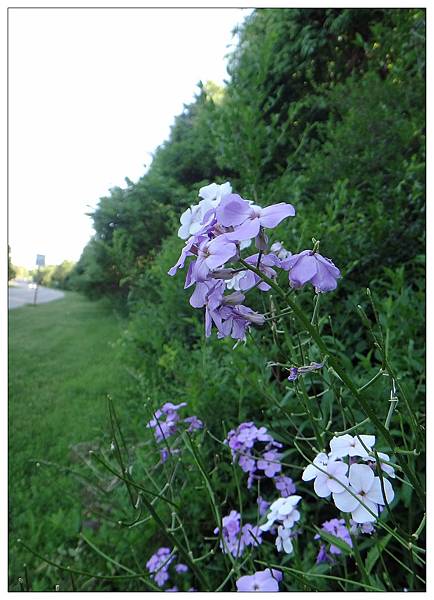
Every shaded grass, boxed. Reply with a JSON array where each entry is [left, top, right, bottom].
[[8, 292, 129, 590]]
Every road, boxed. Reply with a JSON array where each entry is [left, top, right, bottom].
[[8, 280, 65, 309]]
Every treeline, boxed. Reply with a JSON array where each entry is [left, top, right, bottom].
[[72, 8, 425, 309]]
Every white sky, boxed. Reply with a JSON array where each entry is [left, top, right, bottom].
[[8, 8, 252, 268]]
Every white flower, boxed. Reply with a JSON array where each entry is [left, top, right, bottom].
[[332, 463, 395, 523], [270, 241, 291, 260], [329, 434, 376, 460], [260, 495, 301, 532], [373, 452, 396, 478], [312, 460, 349, 498], [178, 182, 232, 240], [301, 452, 329, 482], [275, 524, 294, 554], [198, 181, 232, 202], [226, 271, 247, 291]]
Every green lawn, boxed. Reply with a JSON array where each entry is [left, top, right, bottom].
[[9, 292, 129, 591]]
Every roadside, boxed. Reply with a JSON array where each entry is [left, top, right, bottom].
[[9, 292, 129, 590], [8, 279, 65, 309]]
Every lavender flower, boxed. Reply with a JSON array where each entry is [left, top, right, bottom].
[[217, 194, 295, 242], [146, 547, 174, 587], [146, 402, 203, 462], [236, 569, 283, 592], [281, 250, 341, 293], [287, 361, 324, 381], [214, 510, 262, 557], [226, 422, 282, 489], [274, 475, 296, 497], [315, 518, 353, 563]]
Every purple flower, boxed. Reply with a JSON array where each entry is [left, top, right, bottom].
[[214, 510, 262, 557], [257, 450, 282, 478], [146, 402, 203, 461], [146, 547, 174, 587], [274, 475, 296, 497], [216, 194, 295, 242], [257, 496, 270, 517], [188, 236, 238, 286], [287, 361, 324, 381], [175, 563, 189, 573], [226, 422, 283, 489], [183, 415, 203, 432], [315, 518, 353, 563], [281, 250, 341, 293], [236, 569, 283, 592]]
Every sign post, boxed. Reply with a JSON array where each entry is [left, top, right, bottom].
[[33, 254, 45, 305]]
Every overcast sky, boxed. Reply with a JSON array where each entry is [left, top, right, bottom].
[[9, 8, 252, 268]]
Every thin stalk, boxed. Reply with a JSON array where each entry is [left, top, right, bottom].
[[239, 259, 424, 503]]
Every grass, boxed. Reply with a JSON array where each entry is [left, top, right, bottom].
[[8, 292, 129, 591]]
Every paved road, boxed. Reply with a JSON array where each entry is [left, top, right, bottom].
[[8, 280, 65, 309]]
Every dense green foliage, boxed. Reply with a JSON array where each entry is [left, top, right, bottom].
[[34, 260, 76, 290], [11, 8, 425, 592], [8, 246, 16, 281]]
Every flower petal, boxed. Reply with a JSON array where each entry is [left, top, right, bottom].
[[259, 202, 295, 228], [216, 194, 252, 227], [349, 463, 374, 494], [367, 477, 395, 505], [225, 218, 261, 242], [351, 498, 378, 523], [332, 490, 360, 513]]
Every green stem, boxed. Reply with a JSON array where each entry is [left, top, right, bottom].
[[239, 259, 424, 503]]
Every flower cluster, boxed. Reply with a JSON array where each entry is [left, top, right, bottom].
[[146, 402, 203, 462], [236, 569, 283, 592], [314, 517, 376, 564], [214, 510, 262, 557], [225, 421, 284, 489], [302, 434, 395, 523], [260, 495, 302, 554], [168, 182, 341, 341], [314, 518, 353, 564], [146, 547, 189, 589]]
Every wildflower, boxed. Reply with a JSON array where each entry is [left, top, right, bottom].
[[260, 496, 302, 532], [257, 450, 282, 478], [329, 434, 376, 460], [315, 518, 353, 563], [146, 547, 174, 587], [226, 422, 282, 489], [365, 451, 396, 478], [146, 402, 203, 461], [183, 415, 204, 432], [274, 475, 296, 497], [216, 194, 295, 242], [332, 463, 395, 523], [174, 563, 188, 574], [311, 459, 349, 498], [257, 496, 270, 516], [188, 236, 238, 285], [214, 510, 262, 557], [270, 241, 291, 260], [288, 361, 324, 381], [350, 520, 376, 535], [301, 452, 329, 482], [236, 569, 283, 592], [281, 250, 341, 292], [276, 524, 294, 554], [177, 182, 232, 239]]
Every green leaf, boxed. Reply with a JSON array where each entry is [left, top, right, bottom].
[[365, 533, 392, 574], [313, 526, 353, 555]]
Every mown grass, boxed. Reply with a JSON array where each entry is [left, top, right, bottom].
[[8, 292, 129, 591]]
